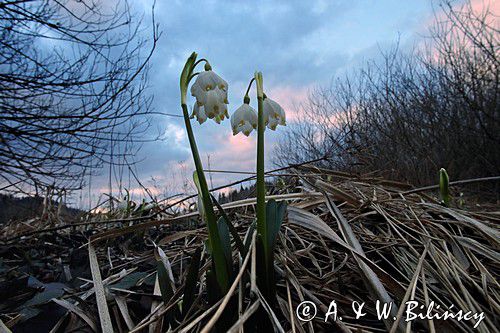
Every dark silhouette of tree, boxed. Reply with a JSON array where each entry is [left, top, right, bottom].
[[275, 0, 499, 185], [0, 0, 159, 193]]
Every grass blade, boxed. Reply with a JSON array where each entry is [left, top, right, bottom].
[[88, 242, 113, 333], [323, 193, 402, 332], [154, 246, 175, 303]]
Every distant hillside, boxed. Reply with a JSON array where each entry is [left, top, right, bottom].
[[0, 194, 84, 224]]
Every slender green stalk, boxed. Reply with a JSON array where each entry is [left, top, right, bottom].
[[244, 78, 255, 97], [255, 73, 267, 263], [181, 103, 229, 293]]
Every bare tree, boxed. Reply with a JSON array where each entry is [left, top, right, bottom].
[[0, 0, 159, 194], [275, 0, 499, 185]]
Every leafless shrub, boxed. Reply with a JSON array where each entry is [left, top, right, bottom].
[[0, 0, 159, 194], [275, 0, 499, 185]]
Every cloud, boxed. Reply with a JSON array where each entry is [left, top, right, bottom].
[[466, 0, 498, 15], [266, 85, 312, 122], [164, 123, 188, 148], [214, 133, 257, 171], [83, 0, 441, 203]]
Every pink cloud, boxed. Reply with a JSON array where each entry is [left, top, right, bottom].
[[212, 133, 256, 172], [202, 86, 313, 179], [422, 0, 498, 28], [415, 0, 498, 62], [470, 0, 499, 14], [103, 84, 314, 201], [202, 130, 275, 193], [266, 85, 312, 122]]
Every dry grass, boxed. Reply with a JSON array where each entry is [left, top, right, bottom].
[[0, 166, 499, 332]]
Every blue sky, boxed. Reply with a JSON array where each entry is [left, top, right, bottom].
[[88, 0, 443, 205]]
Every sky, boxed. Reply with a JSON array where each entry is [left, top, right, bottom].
[[85, 0, 484, 206]]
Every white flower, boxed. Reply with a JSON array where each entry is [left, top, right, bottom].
[[231, 104, 258, 136], [190, 103, 207, 124], [191, 88, 229, 124], [204, 88, 227, 118], [190, 70, 229, 123], [263, 97, 286, 130], [191, 70, 227, 92]]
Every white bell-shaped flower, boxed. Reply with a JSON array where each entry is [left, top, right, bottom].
[[231, 103, 258, 136], [191, 70, 228, 105], [204, 88, 227, 119], [191, 87, 228, 124], [263, 97, 286, 130], [190, 103, 207, 124]]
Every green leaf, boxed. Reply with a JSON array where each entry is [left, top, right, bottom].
[[256, 199, 286, 305], [206, 268, 219, 305], [154, 246, 181, 328], [204, 238, 212, 255], [189, 166, 230, 294], [217, 217, 233, 277], [264, 199, 277, 255], [180, 52, 197, 104], [266, 199, 286, 252], [439, 168, 451, 206], [156, 262, 174, 303], [211, 194, 245, 255], [182, 247, 202, 318]]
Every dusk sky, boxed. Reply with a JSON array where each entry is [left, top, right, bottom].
[[88, 0, 488, 205]]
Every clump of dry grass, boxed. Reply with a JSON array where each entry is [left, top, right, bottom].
[[0, 166, 498, 332]]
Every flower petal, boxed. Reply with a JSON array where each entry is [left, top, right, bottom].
[[192, 71, 227, 93], [240, 123, 254, 136], [191, 103, 207, 124], [263, 98, 285, 129]]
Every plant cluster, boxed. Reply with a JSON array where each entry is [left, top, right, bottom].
[[175, 52, 287, 329]]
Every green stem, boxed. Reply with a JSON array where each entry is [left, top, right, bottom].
[[245, 78, 256, 97], [181, 103, 229, 293], [256, 90, 267, 263], [188, 72, 200, 81], [193, 58, 208, 68], [255, 72, 274, 305]]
